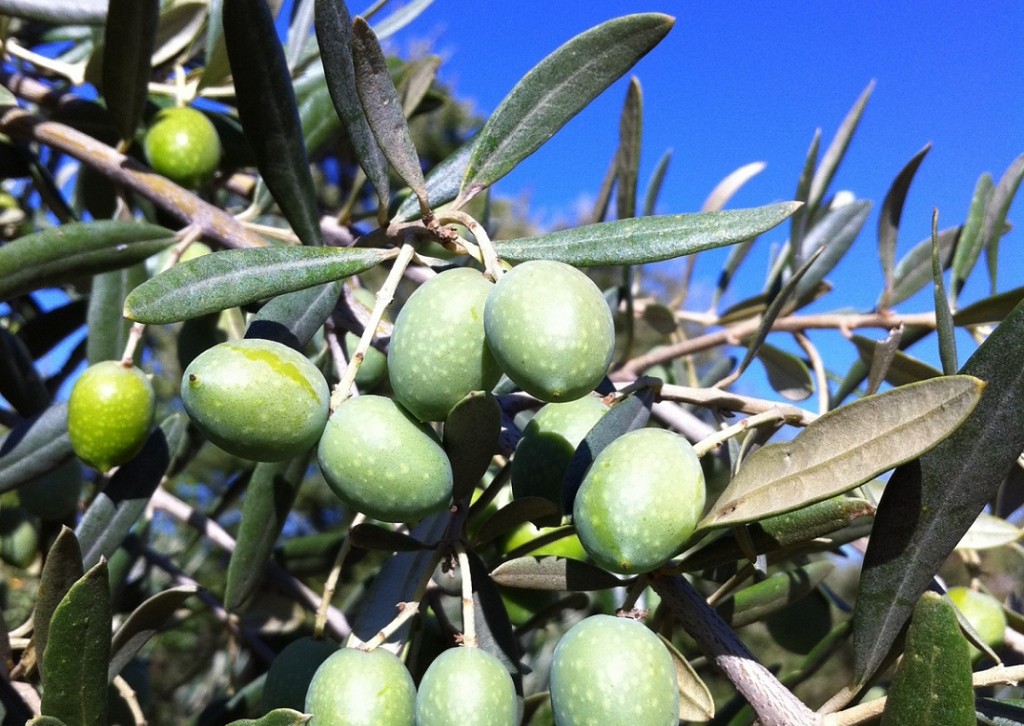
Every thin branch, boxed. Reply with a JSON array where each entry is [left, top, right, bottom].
[[655, 383, 818, 427]]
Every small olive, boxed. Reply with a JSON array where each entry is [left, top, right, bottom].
[[305, 647, 415, 725], [415, 647, 517, 725]]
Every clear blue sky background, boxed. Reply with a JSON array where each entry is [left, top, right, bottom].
[[398, 2, 1024, 318]]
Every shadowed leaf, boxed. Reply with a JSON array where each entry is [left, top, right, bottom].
[[473, 497, 562, 547], [490, 556, 625, 591], [715, 561, 834, 629], [101, 0, 159, 139], [348, 523, 429, 552], [108, 585, 198, 682], [0, 403, 74, 494], [444, 391, 501, 501]]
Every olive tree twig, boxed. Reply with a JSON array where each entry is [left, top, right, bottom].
[[654, 383, 818, 428]]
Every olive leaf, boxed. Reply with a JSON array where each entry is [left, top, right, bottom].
[[490, 556, 626, 592], [348, 523, 429, 552], [394, 137, 476, 221], [0, 0, 106, 24], [0, 221, 176, 299], [700, 375, 984, 530], [33, 527, 84, 683], [495, 202, 800, 268], [246, 281, 344, 350], [0, 403, 74, 494], [954, 513, 1022, 551], [0, 327, 49, 416], [101, 0, 159, 139], [224, 710, 312, 726], [108, 585, 198, 682], [715, 561, 834, 629], [657, 635, 715, 722], [443, 391, 502, 501], [123, 246, 395, 324], [878, 144, 931, 307], [953, 284, 1024, 326], [86, 264, 147, 364], [223, 0, 323, 248], [472, 497, 562, 547], [950, 172, 994, 300], [461, 13, 674, 200]]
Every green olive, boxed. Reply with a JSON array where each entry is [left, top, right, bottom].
[[388, 267, 501, 421], [143, 107, 223, 189], [0, 507, 39, 568], [263, 636, 338, 713], [68, 360, 155, 472], [484, 260, 614, 402], [317, 395, 453, 522], [181, 338, 329, 462], [573, 428, 705, 574], [415, 647, 517, 725], [550, 614, 679, 725], [305, 647, 415, 725], [511, 394, 609, 509]]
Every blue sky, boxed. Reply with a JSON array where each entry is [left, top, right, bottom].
[[402, 3, 1024, 319]]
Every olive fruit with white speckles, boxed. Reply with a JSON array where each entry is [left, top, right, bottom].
[[317, 395, 452, 522], [181, 339, 329, 462], [550, 615, 679, 725], [415, 647, 517, 726], [388, 267, 501, 421], [573, 428, 705, 574], [68, 361, 155, 471], [512, 394, 610, 508], [305, 647, 415, 726], [484, 260, 614, 402]]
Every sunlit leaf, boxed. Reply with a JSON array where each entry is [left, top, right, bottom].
[[34, 527, 83, 683], [955, 513, 1022, 551], [0, 403, 74, 494], [755, 342, 813, 401], [0, 0, 106, 24], [950, 172, 994, 300], [642, 148, 672, 217], [152, 2, 209, 67], [701, 161, 766, 213], [225, 710, 312, 726], [806, 81, 874, 217], [108, 585, 198, 682], [224, 0, 323, 247], [490, 556, 625, 591], [854, 300, 1024, 685], [40, 561, 110, 726], [495, 202, 799, 268], [615, 77, 642, 221], [657, 635, 714, 721], [124, 247, 394, 324], [0, 221, 175, 299], [851, 334, 941, 388], [794, 199, 871, 304], [885, 225, 960, 307], [788, 128, 821, 247], [86, 264, 146, 364], [953, 285, 1024, 326], [394, 138, 475, 221], [878, 144, 931, 307], [700, 376, 983, 530], [461, 13, 674, 199], [980, 155, 1024, 293], [931, 212, 958, 374], [370, 0, 433, 40]]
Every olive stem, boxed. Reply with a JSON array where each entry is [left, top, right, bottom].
[[651, 574, 821, 726], [330, 241, 416, 409], [821, 663, 1024, 725], [437, 210, 503, 280], [314, 512, 366, 640], [692, 409, 797, 459], [360, 601, 422, 652], [794, 331, 829, 416], [455, 541, 477, 648], [322, 317, 353, 391], [618, 574, 649, 613], [112, 674, 146, 725]]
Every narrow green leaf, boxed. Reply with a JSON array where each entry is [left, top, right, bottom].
[[461, 13, 674, 199], [489, 556, 626, 591], [878, 144, 931, 307], [466, 549, 523, 678], [0, 327, 49, 416], [0, 403, 74, 494], [246, 281, 343, 350], [980, 155, 1024, 293], [789, 128, 821, 248], [76, 416, 185, 569], [108, 585, 198, 682], [284, 0, 316, 71], [348, 522, 429, 552], [851, 335, 942, 388], [40, 561, 111, 726], [715, 561, 834, 629], [398, 55, 441, 117], [315, 0, 390, 215], [473, 497, 562, 547], [34, 527, 84, 683], [0, 221, 175, 299], [86, 264, 147, 364], [806, 81, 874, 215], [657, 635, 715, 722], [101, 0, 159, 139], [700, 376, 984, 530], [954, 284, 1024, 326], [794, 200, 871, 304], [680, 497, 875, 572], [701, 161, 766, 213], [955, 513, 1022, 551], [495, 202, 800, 268], [351, 17, 428, 209], [931, 211, 958, 374], [152, 2, 210, 67], [885, 225, 961, 307], [951, 172, 994, 300], [642, 148, 672, 217], [297, 78, 343, 158], [854, 300, 1024, 684], [370, 0, 433, 40], [562, 387, 652, 514], [712, 238, 758, 311], [755, 342, 813, 402], [443, 391, 501, 501], [615, 77, 642, 221], [880, 593, 974, 726], [124, 246, 394, 324], [975, 698, 1024, 726], [225, 454, 310, 612], [224, 0, 324, 247], [225, 710, 312, 726], [394, 138, 475, 221], [589, 155, 617, 224], [0, 0, 106, 24], [199, 0, 230, 89]]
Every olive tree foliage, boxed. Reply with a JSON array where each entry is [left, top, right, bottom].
[[0, 1, 1022, 724]]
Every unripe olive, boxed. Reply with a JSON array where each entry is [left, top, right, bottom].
[[263, 636, 337, 713], [182, 338, 329, 462], [0, 507, 39, 568], [550, 615, 679, 725], [947, 586, 1006, 656], [484, 260, 614, 402], [388, 268, 501, 421], [573, 428, 705, 574], [511, 395, 609, 508], [143, 107, 222, 189], [305, 647, 415, 725], [317, 395, 452, 522], [18, 457, 83, 521], [68, 360, 155, 471], [415, 647, 517, 726]]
